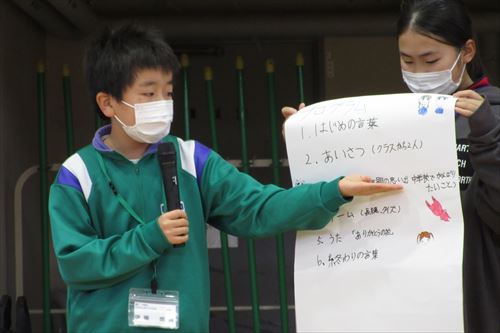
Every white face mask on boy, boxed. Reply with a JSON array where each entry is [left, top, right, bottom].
[[114, 99, 174, 144], [402, 52, 466, 95]]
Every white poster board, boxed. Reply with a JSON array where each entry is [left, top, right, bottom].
[[285, 94, 464, 332]]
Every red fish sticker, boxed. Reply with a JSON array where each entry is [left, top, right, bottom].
[[425, 196, 450, 222]]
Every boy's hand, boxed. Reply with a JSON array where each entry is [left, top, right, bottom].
[[157, 209, 189, 245], [339, 174, 403, 197], [453, 90, 484, 117], [281, 103, 305, 138]]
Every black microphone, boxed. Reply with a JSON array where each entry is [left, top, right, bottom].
[[158, 142, 185, 247]]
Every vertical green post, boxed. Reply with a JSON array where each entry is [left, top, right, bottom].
[[296, 53, 305, 104], [95, 113, 104, 130], [181, 54, 191, 140], [37, 61, 51, 333], [205, 67, 219, 152], [205, 67, 236, 333], [62, 65, 75, 155], [266, 59, 289, 333], [236, 56, 261, 333]]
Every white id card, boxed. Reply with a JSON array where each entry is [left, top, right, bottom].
[[128, 288, 179, 329]]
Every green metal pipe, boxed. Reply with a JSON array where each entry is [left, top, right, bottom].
[[296, 53, 305, 104], [181, 54, 191, 140], [95, 114, 104, 130], [236, 56, 261, 332], [37, 61, 51, 333], [204, 66, 236, 333], [266, 59, 289, 333], [266, 60, 280, 184], [62, 65, 75, 155], [205, 67, 218, 152]]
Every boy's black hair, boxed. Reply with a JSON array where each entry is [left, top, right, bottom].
[[84, 24, 180, 119], [397, 0, 485, 81]]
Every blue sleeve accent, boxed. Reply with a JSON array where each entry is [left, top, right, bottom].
[[194, 141, 212, 185], [56, 166, 83, 193]]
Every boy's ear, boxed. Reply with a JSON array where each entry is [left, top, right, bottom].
[[96, 92, 116, 118]]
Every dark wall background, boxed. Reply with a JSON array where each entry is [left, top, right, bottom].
[[1, 0, 499, 332]]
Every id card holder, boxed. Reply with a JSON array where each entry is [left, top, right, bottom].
[[128, 288, 179, 329]]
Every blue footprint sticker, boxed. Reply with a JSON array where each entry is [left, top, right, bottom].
[[418, 95, 431, 115]]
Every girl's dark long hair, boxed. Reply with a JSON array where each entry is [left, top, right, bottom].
[[397, 0, 485, 81]]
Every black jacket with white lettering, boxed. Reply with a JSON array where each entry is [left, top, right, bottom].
[[459, 81, 500, 333]]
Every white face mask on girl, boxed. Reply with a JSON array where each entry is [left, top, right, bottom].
[[401, 52, 466, 95], [114, 99, 174, 144]]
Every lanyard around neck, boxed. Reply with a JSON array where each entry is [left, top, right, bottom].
[[95, 151, 150, 225], [96, 151, 167, 292]]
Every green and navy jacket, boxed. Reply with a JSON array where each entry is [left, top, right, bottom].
[[49, 125, 348, 332]]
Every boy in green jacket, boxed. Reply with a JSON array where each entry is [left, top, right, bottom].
[[48, 24, 401, 332]]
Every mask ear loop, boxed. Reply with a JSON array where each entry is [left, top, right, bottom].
[[452, 52, 467, 85], [121, 100, 135, 109], [114, 114, 136, 129], [114, 100, 137, 129]]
